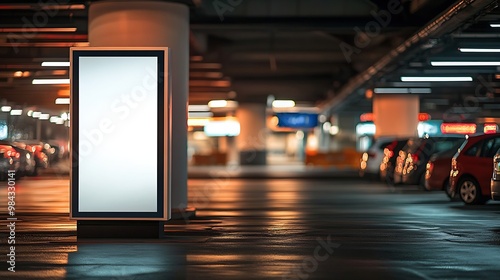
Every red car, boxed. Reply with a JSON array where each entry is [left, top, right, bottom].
[[450, 133, 500, 205], [425, 141, 464, 198]]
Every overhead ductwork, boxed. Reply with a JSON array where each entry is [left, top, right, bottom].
[[319, 0, 499, 114]]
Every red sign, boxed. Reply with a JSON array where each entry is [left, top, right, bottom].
[[484, 123, 498, 134], [360, 113, 374, 122], [441, 123, 476, 134], [418, 113, 431, 121]]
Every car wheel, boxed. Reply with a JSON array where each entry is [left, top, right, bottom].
[[459, 177, 485, 205]]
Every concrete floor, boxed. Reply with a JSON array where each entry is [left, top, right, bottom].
[[2, 175, 500, 279]]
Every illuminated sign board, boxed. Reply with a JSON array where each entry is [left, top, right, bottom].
[[276, 113, 318, 129], [204, 118, 240, 137], [0, 119, 7, 140], [356, 122, 376, 135], [417, 120, 442, 137], [484, 123, 498, 134], [440, 123, 476, 135], [360, 112, 430, 122], [70, 47, 171, 220]]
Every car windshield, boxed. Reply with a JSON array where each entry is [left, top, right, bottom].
[[434, 138, 465, 153], [432, 140, 466, 158]]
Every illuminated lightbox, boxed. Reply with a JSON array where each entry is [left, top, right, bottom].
[[204, 118, 240, 137], [441, 123, 476, 135], [70, 47, 171, 220], [276, 113, 318, 129]]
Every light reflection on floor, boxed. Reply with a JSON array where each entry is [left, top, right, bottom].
[[2, 177, 500, 279]]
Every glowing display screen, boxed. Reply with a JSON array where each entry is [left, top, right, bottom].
[[70, 48, 170, 220]]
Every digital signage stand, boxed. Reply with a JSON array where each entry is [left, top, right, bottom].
[[70, 47, 171, 238]]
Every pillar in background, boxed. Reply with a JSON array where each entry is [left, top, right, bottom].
[[373, 95, 419, 138], [88, 1, 189, 213], [236, 103, 267, 165]]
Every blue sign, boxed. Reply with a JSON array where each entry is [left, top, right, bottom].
[[276, 113, 318, 129]]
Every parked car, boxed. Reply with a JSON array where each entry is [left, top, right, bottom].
[[424, 141, 464, 198], [450, 133, 500, 205], [393, 138, 422, 184], [0, 141, 37, 177], [13, 141, 49, 175], [360, 137, 396, 179], [0, 145, 19, 180], [379, 139, 409, 184], [395, 136, 464, 187], [490, 148, 500, 201], [12, 145, 36, 177]]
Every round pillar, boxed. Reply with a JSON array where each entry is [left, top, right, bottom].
[[236, 103, 267, 165], [373, 95, 419, 138], [88, 1, 189, 213]]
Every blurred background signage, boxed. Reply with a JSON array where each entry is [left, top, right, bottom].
[[276, 112, 318, 129]]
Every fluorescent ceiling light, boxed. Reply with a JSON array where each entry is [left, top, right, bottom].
[[188, 112, 213, 118], [55, 98, 70, 105], [10, 109, 22, 116], [374, 88, 432, 94], [32, 111, 41, 118], [190, 72, 223, 79], [208, 100, 227, 108], [50, 116, 60, 123], [188, 118, 210, 127], [490, 23, 500, 28], [204, 119, 241, 137], [458, 48, 500, 53], [188, 105, 210, 112], [39, 113, 50, 120], [401, 76, 473, 82], [208, 100, 238, 108], [56, 119, 65, 125], [61, 112, 69, 121], [1, 106, 11, 112], [431, 61, 500, 66], [41, 62, 70, 67], [33, 78, 70, 85], [272, 100, 296, 108]]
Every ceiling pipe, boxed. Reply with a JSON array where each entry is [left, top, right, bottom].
[[0, 4, 86, 10], [319, 0, 499, 114]]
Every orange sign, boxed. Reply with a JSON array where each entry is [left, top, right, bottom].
[[360, 112, 431, 122], [441, 123, 476, 134]]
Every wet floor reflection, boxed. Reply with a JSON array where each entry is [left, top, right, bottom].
[[65, 243, 186, 279], [0, 178, 75, 232], [3, 177, 500, 279]]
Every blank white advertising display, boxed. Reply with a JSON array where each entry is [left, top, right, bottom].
[[70, 48, 170, 220]]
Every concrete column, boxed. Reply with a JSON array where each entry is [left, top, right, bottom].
[[88, 1, 190, 215], [373, 95, 419, 138], [236, 103, 267, 165]]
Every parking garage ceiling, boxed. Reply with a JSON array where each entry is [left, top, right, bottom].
[[0, 0, 500, 121]]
